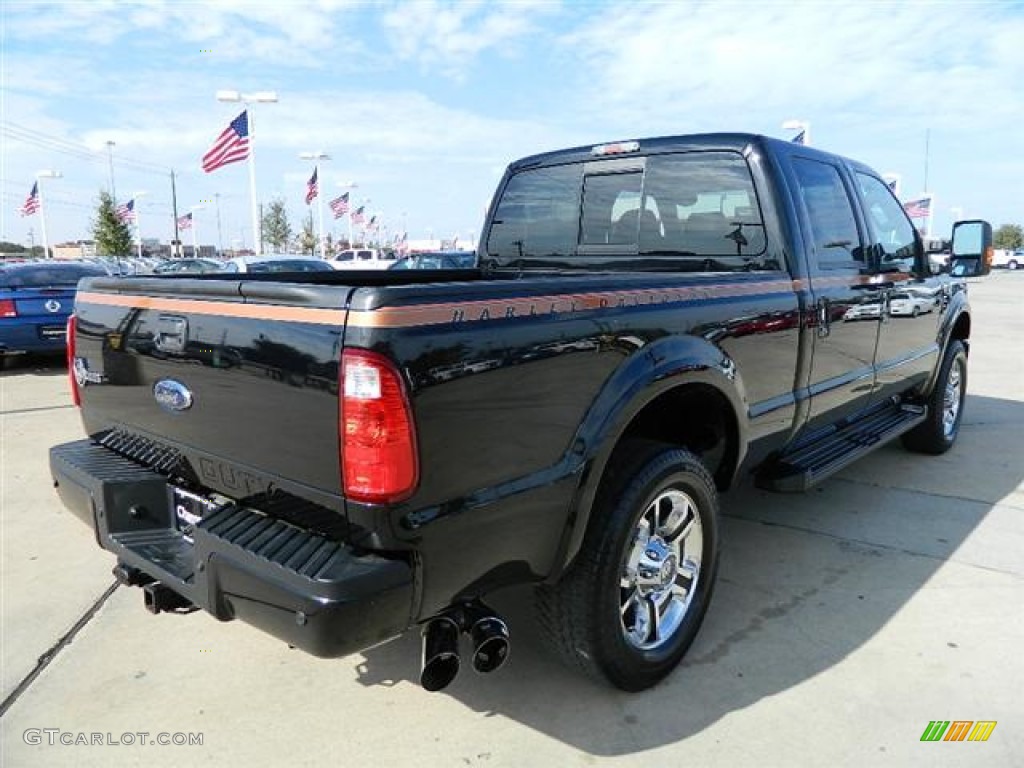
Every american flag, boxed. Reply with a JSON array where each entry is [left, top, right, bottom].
[[202, 110, 250, 173], [19, 182, 40, 216], [177, 212, 193, 230], [115, 198, 136, 223], [367, 214, 378, 230], [329, 192, 349, 218], [903, 196, 932, 219], [305, 168, 318, 205], [351, 205, 365, 225]]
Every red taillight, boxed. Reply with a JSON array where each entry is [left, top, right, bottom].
[[0, 299, 16, 318], [340, 349, 418, 504], [67, 314, 81, 406]]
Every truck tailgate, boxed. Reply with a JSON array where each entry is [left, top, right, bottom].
[[72, 277, 353, 504]]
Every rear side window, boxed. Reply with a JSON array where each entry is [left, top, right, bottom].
[[0, 264, 105, 288], [791, 157, 863, 267]]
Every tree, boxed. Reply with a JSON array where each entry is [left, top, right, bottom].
[[262, 198, 292, 253], [93, 190, 134, 256], [0, 241, 27, 253], [993, 224, 1023, 250], [298, 213, 316, 256]]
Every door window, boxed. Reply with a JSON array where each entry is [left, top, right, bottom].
[[856, 172, 919, 272], [792, 158, 863, 268]]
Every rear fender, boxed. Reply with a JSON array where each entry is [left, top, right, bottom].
[[551, 334, 748, 578]]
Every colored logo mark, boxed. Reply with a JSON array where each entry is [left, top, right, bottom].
[[920, 721, 997, 742]]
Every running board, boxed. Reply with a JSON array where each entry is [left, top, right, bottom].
[[757, 403, 927, 492]]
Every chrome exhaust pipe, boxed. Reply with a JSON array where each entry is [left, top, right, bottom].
[[468, 611, 510, 674], [420, 615, 461, 692]]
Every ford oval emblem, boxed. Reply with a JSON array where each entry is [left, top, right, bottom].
[[45, 299, 62, 313], [153, 379, 193, 412]]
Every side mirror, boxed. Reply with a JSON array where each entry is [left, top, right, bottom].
[[949, 220, 992, 277]]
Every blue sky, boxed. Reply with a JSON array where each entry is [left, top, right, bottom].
[[2, 0, 1022, 251]]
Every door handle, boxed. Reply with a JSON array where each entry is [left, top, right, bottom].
[[816, 298, 830, 338]]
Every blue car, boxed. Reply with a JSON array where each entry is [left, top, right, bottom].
[[0, 261, 108, 364]]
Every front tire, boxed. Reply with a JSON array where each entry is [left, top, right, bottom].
[[536, 441, 720, 691], [902, 340, 967, 454]]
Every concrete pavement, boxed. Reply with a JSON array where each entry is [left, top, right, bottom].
[[2, 273, 1022, 767]]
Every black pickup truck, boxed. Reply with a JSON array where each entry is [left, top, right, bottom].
[[51, 133, 992, 692]]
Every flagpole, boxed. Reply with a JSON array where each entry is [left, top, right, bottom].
[[246, 108, 261, 255], [217, 91, 278, 256], [38, 181, 50, 260], [317, 165, 325, 258], [171, 169, 180, 257], [35, 171, 61, 259]]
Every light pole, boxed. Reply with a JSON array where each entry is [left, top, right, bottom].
[[336, 180, 358, 247], [216, 89, 278, 255], [300, 151, 330, 258], [360, 198, 371, 246], [190, 205, 205, 258], [214, 192, 224, 255], [782, 119, 811, 146], [36, 170, 62, 259], [133, 190, 148, 259], [105, 140, 117, 201]]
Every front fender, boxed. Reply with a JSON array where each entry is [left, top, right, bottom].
[[550, 333, 748, 579], [921, 287, 970, 397]]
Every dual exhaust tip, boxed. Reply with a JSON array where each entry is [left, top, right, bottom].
[[420, 602, 510, 692]]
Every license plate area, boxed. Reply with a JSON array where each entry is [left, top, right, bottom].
[[171, 486, 223, 543], [39, 325, 66, 339]]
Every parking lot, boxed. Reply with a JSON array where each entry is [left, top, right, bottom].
[[2, 273, 1022, 767]]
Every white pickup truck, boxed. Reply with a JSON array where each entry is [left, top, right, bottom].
[[328, 248, 398, 271]]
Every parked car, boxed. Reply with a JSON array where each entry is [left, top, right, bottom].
[[389, 251, 477, 270], [329, 248, 398, 270], [0, 261, 107, 364], [842, 300, 883, 321], [220, 256, 335, 273], [889, 291, 938, 317], [153, 258, 224, 274]]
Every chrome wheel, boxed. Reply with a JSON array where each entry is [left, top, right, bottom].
[[619, 489, 703, 651], [942, 357, 964, 438]]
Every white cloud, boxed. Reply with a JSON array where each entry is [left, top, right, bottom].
[[382, 0, 560, 79]]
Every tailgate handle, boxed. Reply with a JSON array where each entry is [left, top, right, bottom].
[[155, 315, 188, 353]]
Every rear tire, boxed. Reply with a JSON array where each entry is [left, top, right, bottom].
[[536, 440, 720, 691], [902, 340, 967, 454]]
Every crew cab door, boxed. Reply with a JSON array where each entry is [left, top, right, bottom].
[[853, 172, 942, 399], [789, 155, 882, 433]]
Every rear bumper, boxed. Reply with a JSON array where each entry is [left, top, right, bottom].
[[0, 320, 68, 354], [50, 439, 415, 658]]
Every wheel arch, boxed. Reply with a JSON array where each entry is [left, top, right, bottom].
[[549, 335, 746, 580]]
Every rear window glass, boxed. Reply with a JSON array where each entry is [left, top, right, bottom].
[[0, 264, 106, 288], [484, 151, 769, 268], [485, 164, 581, 262]]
